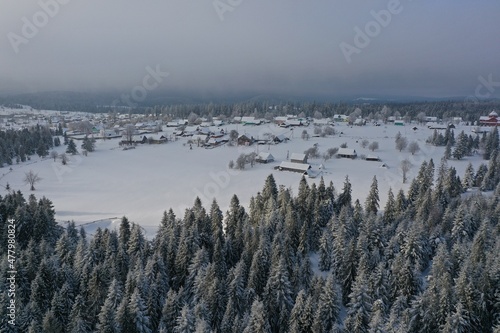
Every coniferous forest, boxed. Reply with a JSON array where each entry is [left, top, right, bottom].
[[1, 160, 500, 332]]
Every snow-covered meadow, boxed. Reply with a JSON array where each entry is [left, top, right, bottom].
[[0, 118, 486, 237]]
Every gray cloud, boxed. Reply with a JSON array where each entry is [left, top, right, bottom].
[[1, 0, 499, 99]]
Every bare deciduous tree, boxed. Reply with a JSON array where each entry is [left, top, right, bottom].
[[361, 139, 369, 148], [400, 158, 412, 184], [368, 141, 379, 152], [395, 136, 408, 152], [50, 151, 59, 162], [124, 125, 135, 144], [24, 170, 42, 191], [60, 153, 68, 165], [408, 141, 420, 155]]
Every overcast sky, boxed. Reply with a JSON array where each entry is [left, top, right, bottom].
[[1, 1, 499, 99]]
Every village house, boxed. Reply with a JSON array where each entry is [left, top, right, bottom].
[[337, 148, 357, 159], [290, 153, 307, 164], [237, 135, 253, 146], [256, 152, 275, 164], [479, 111, 500, 126], [276, 161, 312, 173]]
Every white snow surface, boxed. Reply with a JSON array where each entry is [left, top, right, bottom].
[[0, 119, 488, 237]]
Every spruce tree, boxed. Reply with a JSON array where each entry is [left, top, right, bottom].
[[462, 162, 475, 189], [318, 227, 333, 271], [289, 291, 311, 333], [129, 287, 152, 333], [81, 136, 96, 152], [365, 176, 380, 215], [66, 139, 78, 155], [263, 256, 294, 333], [312, 273, 341, 333], [344, 272, 372, 333], [243, 300, 271, 333]]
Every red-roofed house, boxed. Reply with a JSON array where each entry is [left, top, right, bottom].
[[479, 111, 500, 126]]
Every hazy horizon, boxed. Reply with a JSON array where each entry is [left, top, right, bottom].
[[1, 1, 500, 100]]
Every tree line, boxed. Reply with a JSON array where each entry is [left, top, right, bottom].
[[0, 126, 53, 167]]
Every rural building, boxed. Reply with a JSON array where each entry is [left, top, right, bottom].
[[394, 120, 405, 126], [273, 134, 289, 143], [207, 137, 228, 147], [290, 153, 307, 164], [147, 135, 167, 144], [479, 111, 500, 126], [337, 148, 357, 159], [256, 152, 275, 163], [365, 154, 380, 161], [274, 116, 289, 125], [237, 135, 253, 146], [241, 117, 262, 125], [277, 161, 312, 173], [287, 119, 304, 127], [428, 123, 447, 130]]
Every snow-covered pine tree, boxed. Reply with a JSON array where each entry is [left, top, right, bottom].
[[97, 279, 123, 333], [462, 162, 475, 189], [312, 273, 342, 333], [365, 176, 380, 215], [318, 227, 333, 271], [243, 300, 271, 333], [263, 256, 294, 333]]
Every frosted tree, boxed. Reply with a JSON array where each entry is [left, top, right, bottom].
[[174, 305, 196, 333], [395, 136, 408, 152], [444, 141, 452, 159], [408, 141, 420, 155], [289, 291, 314, 333], [453, 131, 468, 160], [68, 295, 91, 333], [344, 272, 373, 333], [369, 141, 379, 152], [263, 256, 294, 333], [336, 176, 352, 212], [365, 176, 380, 215], [474, 163, 488, 187], [462, 162, 475, 189], [312, 273, 342, 333], [43, 282, 74, 333], [243, 300, 271, 333], [23, 170, 42, 191], [441, 302, 472, 333], [66, 139, 78, 155], [97, 279, 123, 333], [158, 289, 180, 333], [480, 150, 499, 191], [318, 227, 333, 271]]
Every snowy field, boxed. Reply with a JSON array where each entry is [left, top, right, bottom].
[[0, 119, 487, 237]]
